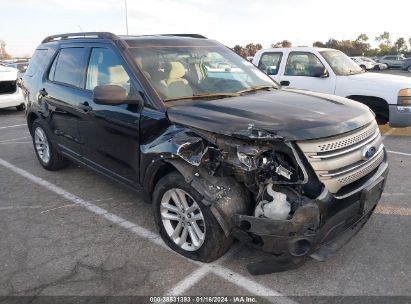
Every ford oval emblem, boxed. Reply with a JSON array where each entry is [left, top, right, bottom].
[[362, 145, 377, 160]]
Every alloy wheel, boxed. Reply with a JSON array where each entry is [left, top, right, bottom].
[[34, 127, 50, 164], [160, 188, 206, 251]]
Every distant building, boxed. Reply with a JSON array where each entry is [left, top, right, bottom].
[[0, 40, 10, 60]]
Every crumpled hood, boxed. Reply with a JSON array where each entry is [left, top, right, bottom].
[[0, 66, 18, 81], [167, 89, 375, 141]]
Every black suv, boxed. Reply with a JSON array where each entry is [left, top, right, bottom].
[[23, 32, 388, 274]]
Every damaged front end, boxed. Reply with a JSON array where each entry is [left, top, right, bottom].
[[142, 122, 388, 275]]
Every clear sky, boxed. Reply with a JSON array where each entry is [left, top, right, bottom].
[[1, 0, 410, 57]]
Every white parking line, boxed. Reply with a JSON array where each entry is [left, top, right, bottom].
[[0, 124, 27, 129], [40, 197, 114, 213], [165, 243, 243, 296], [0, 205, 45, 211], [165, 265, 211, 296], [0, 157, 292, 300], [0, 136, 30, 143], [388, 150, 411, 157], [0, 157, 166, 248]]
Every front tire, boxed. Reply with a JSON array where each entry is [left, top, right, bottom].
[[407, 66, 411, 73], [152, 172, 232, 262], [32, 119, 68, 171]]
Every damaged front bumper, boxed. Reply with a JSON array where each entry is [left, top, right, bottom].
[[232, 155, 389, 275]]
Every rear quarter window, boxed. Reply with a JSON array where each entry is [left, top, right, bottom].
[[25, 49, 48, 77], [52, 47, 87, 88]]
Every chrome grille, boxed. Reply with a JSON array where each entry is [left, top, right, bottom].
[[337, 151, 384, 185], [297, 121, 384, 193], [317, 123, 377, 152]]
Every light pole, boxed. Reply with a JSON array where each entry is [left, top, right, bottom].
[[125, 0, 129, 35]]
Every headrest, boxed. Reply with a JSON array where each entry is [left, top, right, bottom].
[[168, 61, 185, 79], [135, 57, 142, 68], [108, 65, 129, 85]]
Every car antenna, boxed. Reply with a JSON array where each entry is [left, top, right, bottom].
[[77, 25, 85, 35]]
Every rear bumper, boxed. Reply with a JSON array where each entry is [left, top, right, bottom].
[[0, 87, 25, 109], [389, 104, 411, 128], [232, 151, 388, 275]]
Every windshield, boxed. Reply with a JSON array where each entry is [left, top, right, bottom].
[[320, 50, 364, 76], [128, 44, 276, 102]]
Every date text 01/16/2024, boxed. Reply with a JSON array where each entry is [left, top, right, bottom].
[[149, 296, 258, 303]]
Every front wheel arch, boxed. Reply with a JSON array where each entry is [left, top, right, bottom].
[[27, 112, 40, 135], [346, 95, 389, 124]]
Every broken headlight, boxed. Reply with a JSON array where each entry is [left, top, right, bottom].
[[255, 150, 300, 183], [236, 145, 303, 184]]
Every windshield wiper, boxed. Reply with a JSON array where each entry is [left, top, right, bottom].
[[163, 85, 276, 102], [236, 85, 276, 94], [164, 92, 240, 102]]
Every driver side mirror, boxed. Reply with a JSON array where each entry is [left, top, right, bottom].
[[312, 66, 329, 78], [93, 85, 142, 106]]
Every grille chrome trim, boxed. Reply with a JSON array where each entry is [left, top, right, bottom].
[[297, 121, 384, 193], [297, 122, 377, 153], [319, 144, 384, 178], [310, 129, 380, 160]]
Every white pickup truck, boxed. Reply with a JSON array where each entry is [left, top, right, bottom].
[[253, 47, 411, 127]]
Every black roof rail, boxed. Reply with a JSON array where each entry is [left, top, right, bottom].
[[42, 32, 118, 43], [161, 34, 207, 39]]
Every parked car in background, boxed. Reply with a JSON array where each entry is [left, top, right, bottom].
[[402, 57, 411, 72], [0, 65, 25, 110], [253, 47, 411, 127], [7, 61, 29, 78], [350, 57, 374, 70], [23, 32, 389, 274], [378, 55, 405, 68], [360, 57, 388, 70]]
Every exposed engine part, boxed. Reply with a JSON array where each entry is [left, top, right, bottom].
[[255, 150, 300, 184], [275, 165, 292, 180], [254, 183, 291, 220]]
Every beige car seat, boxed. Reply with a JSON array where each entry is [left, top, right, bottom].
[[108, 65, 130, 90], [160, 61, 193, 98]]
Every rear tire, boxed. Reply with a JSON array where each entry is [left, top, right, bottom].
[[152, 172, 232, 262], [32, 119, 69, 171], [407, 66, 411, 73]]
